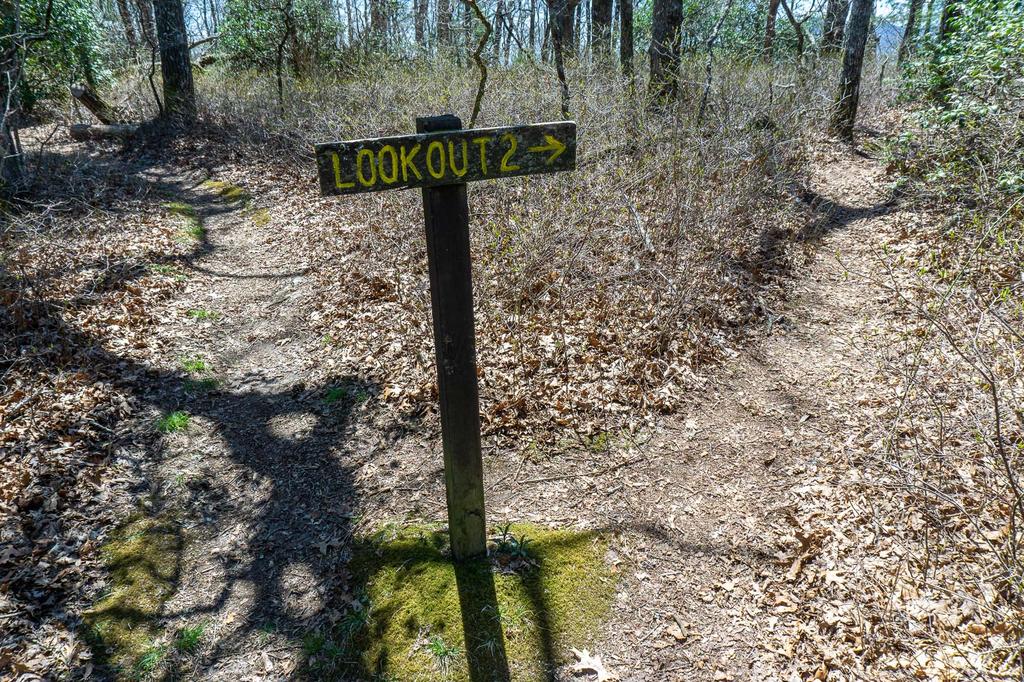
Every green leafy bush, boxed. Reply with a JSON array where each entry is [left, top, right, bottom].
[[897, 0, 1024, 200], [220, 0, 341, 76], [3, 0, 107, 110]]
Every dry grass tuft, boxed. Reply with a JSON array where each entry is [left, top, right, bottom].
[[185, 57, 888, 442]]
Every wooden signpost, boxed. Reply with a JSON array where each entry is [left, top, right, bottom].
[[315, 115, 576, 561]]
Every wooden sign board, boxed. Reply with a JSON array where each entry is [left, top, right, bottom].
[[314, 114, 577, 561], [315, 121, 576, 195]]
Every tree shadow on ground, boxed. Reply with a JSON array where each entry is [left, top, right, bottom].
[[4, 232, 371, 682], [6, 137, 781, 681], [792, 182, 902, 241], [1, 139, 368, 679]]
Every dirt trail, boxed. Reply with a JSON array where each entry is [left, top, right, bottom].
[[591, 146, 901, 680], [147, 182, 374, 678], [139, 145, 901, 680]]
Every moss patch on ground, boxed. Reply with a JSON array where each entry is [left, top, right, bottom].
[[162, 201, 195, 217], [83, 515, 182, 676], [202, 180, 249, 203], [164, 201, 205, 242], [250, 207, 271, 226], [307, 524, 614, 681]]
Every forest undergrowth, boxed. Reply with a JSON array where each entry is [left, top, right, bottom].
[[172, 57, 890, 444], [0, 57, 891, 675], [8, 49, 1023, 681], [872, 14, 1023, 675]]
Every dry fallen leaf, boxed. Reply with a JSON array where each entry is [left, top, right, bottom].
[[571, 648, 618, 681], [666, 621, 688, 641]]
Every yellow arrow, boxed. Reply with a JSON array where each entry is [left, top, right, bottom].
[[527, 135, 566, 164]]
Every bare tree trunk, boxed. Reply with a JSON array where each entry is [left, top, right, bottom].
[[541, 12, 551, 62], [275, 0, 294, 109], [1, 67, 23, 192], [546, 0, 576, 60], [821, 0, 849, 51], [591, 0, 611, 58], [897, 0, 924, 65], [583, 0, 590, 57], [135, 0, 158, 47], [780, 0, 806, 56], [69, 123, 139, 141], [153, 0, 196, 122], [573, 1, 581, 55], [414, 0, 427, 46], [356, 0, 366, 45], [619, 0, 632, 76], [494, 0, 505, 61], [369, 0, 387, 45], [462, 0, 472, 61], [71, 84, 127, 124], [546, 0, 573, 114], [529, 0, 537, 54], [922, 0, 935, 35], [763, 0, 781, 61], [612, 0, 618, 52], [116, 0, 139, 49], [504, 0, 516, 62], [437, 0, 452, 49], [830, 0, 874, 140], [649, 0, 682, 102]]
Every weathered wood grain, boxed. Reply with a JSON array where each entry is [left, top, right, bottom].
[[418, 114, 488, 561], [315, 121, 576, 196]]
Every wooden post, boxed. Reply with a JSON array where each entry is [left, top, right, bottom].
[[417, 114, 487, 561], [314, 118, 574, 562]]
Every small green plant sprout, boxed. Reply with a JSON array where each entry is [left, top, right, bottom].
[[135, 643, 167, 673], [174, 624, 205, 653], [336, 599, 370, 641], [324, 384, 371, 405], [186, 308, 218, 321], [324, 386, 348, 404], [587, 431, 610, 453], [157, 411, 190, 434], [425, 635, 461, 676], [184, 377, 219, 394], [180, 356, 208, 374], [149, 263, 181, 277], [163, 201, 195, 217], [256, 622, 277, 646], [489, 524, 536, 573], [302, 631, 326, 656], [496, 601, 533, 638], [176, 217, 206, 242], [250, 207, 271, 226]]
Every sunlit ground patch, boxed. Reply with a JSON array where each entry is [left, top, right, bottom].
[[304, 523, 615, 681]]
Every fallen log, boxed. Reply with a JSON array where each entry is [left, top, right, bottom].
[[70, 83, 127, 125], [69, 123, 139, 142]]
